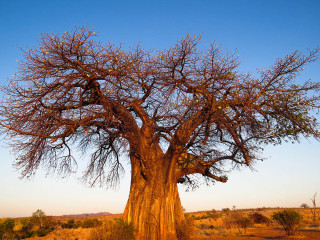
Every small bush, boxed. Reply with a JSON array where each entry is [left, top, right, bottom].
[[89, 218, 134, 240], [36, 226, 52, 237], [222, 208, 230, 214], [249, 212, 270, 225], [194, 214, 210, 220], [108, 219, 134, 240], [19, 217, 33, 238], [82, 218, 102, 228], [89, 224, 110, 240], [224, 212, 253, 234], [0, 218, 15, 238], [235, 216, 253, 234], [256, 207, 267, 212], [194, 211, 220, 220], [272, 209, 303, 235], [175, 216, 194, 240], [61, 219, 76, 229]]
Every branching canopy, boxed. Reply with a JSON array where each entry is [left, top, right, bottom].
[[1, 27, 319, 189]]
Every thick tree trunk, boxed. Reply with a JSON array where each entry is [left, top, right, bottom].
[[123, 158, 185, 240]]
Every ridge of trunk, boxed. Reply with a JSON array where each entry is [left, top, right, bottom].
[[124, 154, 185, 240]]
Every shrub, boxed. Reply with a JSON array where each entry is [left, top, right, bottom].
[[108, 219, 134, 240], [222, 208, 230, 214], [256, 207, 267, 212], [235, 216, 253, 234], [272, 209, 303, 235], [89, 224, 109, 240], [224, 212, 253, 235], [61, 219, 81, 229], [178, 216, 194, 239], [193, 211, 220, 220], [0, 223, 4, 240], [36, 226, 52, 237], [61, 219, 76, 229], [82, 218, 102, 228], [194, 213, 210, 220], [249, 212, 270, 225], [89, 218, 134, 240], [19, 217, 33, 238], [0, 218, 16, 240]]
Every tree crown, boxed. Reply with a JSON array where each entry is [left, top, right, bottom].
[[1, 26, 319, 188]]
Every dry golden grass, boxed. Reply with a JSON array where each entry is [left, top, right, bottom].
[[24, 214, 122, 240], [21, 208, 320, 240], [188, 208, 320, 239]]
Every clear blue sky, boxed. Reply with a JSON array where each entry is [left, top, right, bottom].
[[0, 0, 319, 218]]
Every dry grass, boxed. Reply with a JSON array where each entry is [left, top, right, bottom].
[[24, 214, 122, 240], [21, 208, 320, 240], [188, 208, 320, 239]]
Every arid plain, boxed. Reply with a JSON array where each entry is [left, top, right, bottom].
[[4, 207, 317, 240]]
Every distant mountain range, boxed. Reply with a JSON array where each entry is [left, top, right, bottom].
[[62, 212, 112, 218]]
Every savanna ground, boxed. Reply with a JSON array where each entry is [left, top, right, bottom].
[[8, 208, 317, 240], [189, 208, 320, 240]]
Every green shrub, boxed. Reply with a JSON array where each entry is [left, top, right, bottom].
[[272, 209, 303, 235], [61, 219, 82, 229], [0, 223, 4, 240], [82, 218, 102, 228], [36, 226, 52, 237], [194, 214, 209, 220], [3, 218, 15, 233], [193, 211, 220, 220], [0, 218, 16, 240], [61, 219, 72, 229], [19, 217, 33, 238]]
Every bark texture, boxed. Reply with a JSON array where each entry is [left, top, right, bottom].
[[124, 156, 185, 240]]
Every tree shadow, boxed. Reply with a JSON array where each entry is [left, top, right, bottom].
[[260, 237, 286, 239], [243, 234, 287, 239]]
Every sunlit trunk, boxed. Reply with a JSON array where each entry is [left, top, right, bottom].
[[124, 156, 185, 240]]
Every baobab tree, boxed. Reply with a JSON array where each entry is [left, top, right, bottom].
[[1, 27, 319, 239]]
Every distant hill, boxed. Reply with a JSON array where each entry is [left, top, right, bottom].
[[62, 212, 112, 218]]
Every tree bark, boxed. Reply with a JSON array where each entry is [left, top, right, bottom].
[[124, 156, 185, 240]]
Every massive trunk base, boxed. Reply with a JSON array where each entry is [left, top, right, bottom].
[[124, 176, 185, 240]]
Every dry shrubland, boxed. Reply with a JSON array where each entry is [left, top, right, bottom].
[[185, 207, 320, 239], [1, 208, 319, 239]]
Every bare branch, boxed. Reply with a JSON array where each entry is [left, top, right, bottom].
[[1, 27, 319, 189]]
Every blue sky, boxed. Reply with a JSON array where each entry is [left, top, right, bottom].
[[0, 0, 319, 218]]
